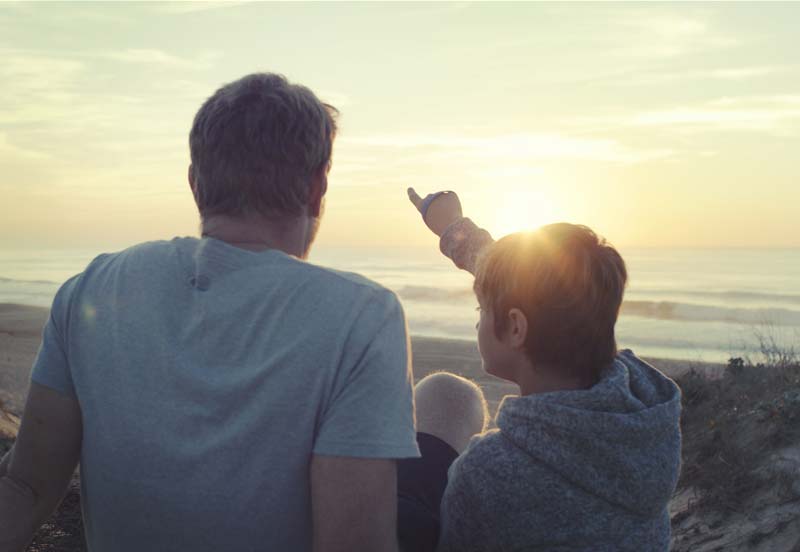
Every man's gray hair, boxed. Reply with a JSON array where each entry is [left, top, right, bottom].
[[189, 73, 338, 219]]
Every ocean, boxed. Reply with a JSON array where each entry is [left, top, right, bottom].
[[1, 245, 798, 364]]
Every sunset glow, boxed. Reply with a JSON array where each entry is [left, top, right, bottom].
[[0, 3, 799, 250], [486, 186, 562, 239]]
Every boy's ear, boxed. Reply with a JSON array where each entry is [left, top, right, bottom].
[[506, 308, 528, 349]]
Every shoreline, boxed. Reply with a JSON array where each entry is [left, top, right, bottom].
[[1, 303, 725, 419]]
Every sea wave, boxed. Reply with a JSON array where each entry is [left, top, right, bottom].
[[621, 301, 800, 326], [628, 288, 800, 304], [397, 285, 476, 302], [398, 284, 800, 307], [0, 276, 60, 285], [398, 285, 800, 327]]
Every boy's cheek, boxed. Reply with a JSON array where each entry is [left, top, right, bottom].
[[477, 327, 501, 378]]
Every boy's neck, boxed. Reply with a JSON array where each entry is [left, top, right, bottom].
[[514, 363, 594, 396]]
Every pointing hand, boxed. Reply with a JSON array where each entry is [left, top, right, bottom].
[[407, 188, 463, 237]]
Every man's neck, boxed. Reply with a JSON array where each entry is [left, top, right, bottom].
[[200, 212, 313, 258]]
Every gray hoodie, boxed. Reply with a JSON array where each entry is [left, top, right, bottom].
[[437, 350, 682, 552]]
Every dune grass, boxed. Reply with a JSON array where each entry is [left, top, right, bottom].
[[676, 351, 800, 513]]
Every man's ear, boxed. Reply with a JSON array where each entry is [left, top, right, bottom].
[[188, 164, 199, 205], [308, 166, 328, 218], [506, 308, 529, 349]]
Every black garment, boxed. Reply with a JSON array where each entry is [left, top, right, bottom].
[[397, 432, 459, 552]]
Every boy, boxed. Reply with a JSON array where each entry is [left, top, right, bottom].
[[406, 188, 681, 551]]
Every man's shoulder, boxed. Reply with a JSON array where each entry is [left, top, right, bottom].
[[44, 241, 179, 326], [54, 240, 175, 294], [315, 266, 377, 288], [82, 239, 179, 274], [293, 261, 400, 312]]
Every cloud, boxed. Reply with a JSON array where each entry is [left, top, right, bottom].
[[709, 67, 783, 80], [388, 2, 472, 19], [568, 96, 800, 136], [151, 1, 250, 15], [0, 133, 50, 161], [709, 95, 800, 107], [0, 2, 130, 24], [0, 48, 215, 131], [0, 49, 87, 127], [631, 96, 800, 132], [97, 49, 220, 70], [102, 49, 191, 66], [614, 13, 738, 59], [341, 133, 672, 164], [0, 48, 197, 186], [0, 48, 84, 93], [615, 66, 792, 87]]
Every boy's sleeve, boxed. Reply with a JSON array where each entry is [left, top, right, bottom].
[[313, 289, 420, 459], [30, 275, 82, 398], [439, 217, 495, 276]]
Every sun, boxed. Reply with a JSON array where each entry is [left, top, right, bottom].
[[488, 188, 562, 238]]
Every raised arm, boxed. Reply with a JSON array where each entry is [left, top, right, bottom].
[[0, 383, 82, 552], [407, 188, 494, 276]]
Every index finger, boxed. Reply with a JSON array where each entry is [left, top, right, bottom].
[[407, 187, 424, 212]]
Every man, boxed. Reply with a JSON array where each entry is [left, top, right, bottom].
[[0, 73, 419, 552]]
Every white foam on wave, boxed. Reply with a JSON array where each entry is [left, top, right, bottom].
[[621, 301, 800, 327]]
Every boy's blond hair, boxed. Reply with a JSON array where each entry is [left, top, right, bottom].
[[474, 223, 627, 382]]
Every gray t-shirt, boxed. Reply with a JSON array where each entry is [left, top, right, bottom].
[[31, 237, 419, 551]]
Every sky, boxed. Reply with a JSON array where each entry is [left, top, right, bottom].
[[1, 2, 799, 251]]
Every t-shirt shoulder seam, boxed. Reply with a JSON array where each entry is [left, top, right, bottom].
[[82, 240, 174, 275], [301, 262, 395, 295]]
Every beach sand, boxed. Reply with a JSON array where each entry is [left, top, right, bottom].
[[0, 302, 725, 420], [8, 303, 798, 552], [0, 303, 48, 416]]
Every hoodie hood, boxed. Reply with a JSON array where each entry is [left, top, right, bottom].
[[496, 350, 682, 515]]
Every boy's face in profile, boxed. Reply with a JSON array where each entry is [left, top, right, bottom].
[[476, 299, 517, 384]]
